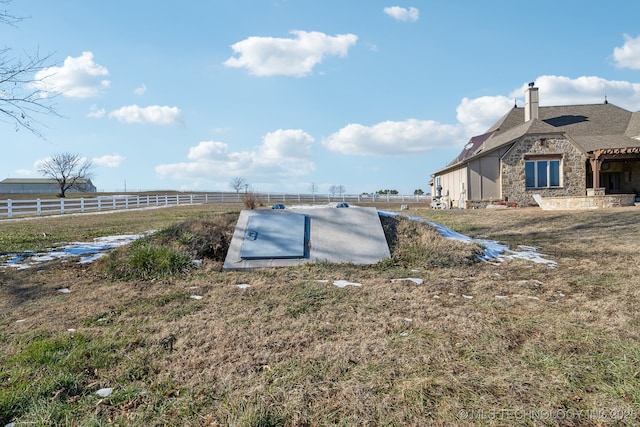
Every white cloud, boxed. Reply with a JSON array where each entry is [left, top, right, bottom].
[[93, 154, 124, 168], [322, 119, 465, 156], [224, 30, 358, 77], [108, 105, 183, 126], [260, 129, 313, 161], [32, 51, 110, 98], [87, 105, 106, 119], [155, 129, 315, 186], [613, 34, 640, 70], [383, 6, 419, 22], [134, 83, 147, 95], [456, 95, 514, 136]]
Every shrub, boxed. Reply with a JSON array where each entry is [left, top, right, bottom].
[[106, 244, 194, 280], [242, 192, 258, 209]]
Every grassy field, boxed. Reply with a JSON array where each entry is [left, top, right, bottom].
[[1, 203, 639, 426]]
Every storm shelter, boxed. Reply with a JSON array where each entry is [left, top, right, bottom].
[[223, 206, 390, 270]]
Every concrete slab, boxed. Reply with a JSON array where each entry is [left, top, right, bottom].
[[223, 206, 390, 270]]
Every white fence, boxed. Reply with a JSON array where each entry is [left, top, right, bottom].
[[0, 193, 431, 219]]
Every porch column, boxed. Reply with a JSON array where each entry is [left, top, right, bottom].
[[589, 158, 601, 188]]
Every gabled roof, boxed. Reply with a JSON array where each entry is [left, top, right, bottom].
[[625, 111, 640, 139], [439, 102, 640, 174]]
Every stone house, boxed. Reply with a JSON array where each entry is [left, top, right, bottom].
[[431, 83, 640, 208]]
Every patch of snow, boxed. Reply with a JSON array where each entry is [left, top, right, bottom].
[[390, 278, 423, 285], [433, 295, 440, 299], [495, 295, 509, 299], [332, 280, 362, 288], [399, 332, 409, 337], [237, 284, 251, 289], [403, 317, 413, 322], [58, 288, 71, 294], [1, 233, 149, 269], [67, 328, 76, 332], [190, 295, 203, 300], [16, 319, 26, 323], [79, 252, 106, 264], [462, 295, 473, 299], [378, 211, 557, 267], [96, 388, 113, 397]]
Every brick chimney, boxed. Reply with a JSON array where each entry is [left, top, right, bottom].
[[525, 82, 539, 122]]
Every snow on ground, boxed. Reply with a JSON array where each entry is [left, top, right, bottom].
[[0, 234, 148, 270], [378, 211, 557, 267]]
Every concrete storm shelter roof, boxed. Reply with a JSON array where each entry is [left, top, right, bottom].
[[223, 206, 391, 270]]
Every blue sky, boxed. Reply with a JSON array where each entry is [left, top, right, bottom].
[[3, 0, 640, 194]]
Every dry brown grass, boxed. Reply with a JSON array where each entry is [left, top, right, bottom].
[[1, 205, 640, 426]]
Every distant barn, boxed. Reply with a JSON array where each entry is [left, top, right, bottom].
[[0, 178, 97, 194]]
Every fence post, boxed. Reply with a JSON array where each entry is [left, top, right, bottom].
[[125, 196, 129, 209], [37, 199, 41, 216], [81, 198, 85, 213], [7, 199, 12, 219], [112, 197, 116, 210], [165, 195, 168, 206], [60, 199, 65, 214], [98, 198, 102, 211], [136, 196, 140, 208]]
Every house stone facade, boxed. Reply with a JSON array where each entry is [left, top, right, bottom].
[[501, 136, 588, 207]]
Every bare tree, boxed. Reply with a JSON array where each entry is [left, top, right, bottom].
[[309, 182, 318, 201], [309, 182, 318, 194], [328, 185, 337, 197], [230, 177, 247, 194], [1, 0, 61, 138], [37, 153, 94, 197]]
